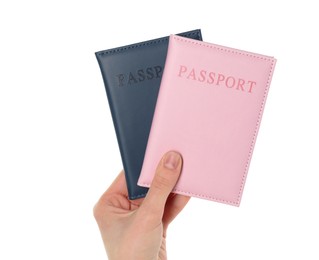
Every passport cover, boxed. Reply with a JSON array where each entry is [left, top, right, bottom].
[[138, 35, 276, 206], [95, 30, 202, 200]]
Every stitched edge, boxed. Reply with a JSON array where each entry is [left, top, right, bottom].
[[129, 192, 147, 200], [96, 31, 200, 56], [140, 36, 276, 206], [172, 35, 273, 61], [236, 58, 276, 204], [138, 182, 238, 206]]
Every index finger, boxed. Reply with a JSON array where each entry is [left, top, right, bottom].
[[105, 170, 128, 196]]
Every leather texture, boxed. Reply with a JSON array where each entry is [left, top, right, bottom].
[[138, 35, 276, 206], [95, 30, 202, 199]]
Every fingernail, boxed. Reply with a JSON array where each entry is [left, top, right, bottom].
[[164, 151, 181, 170]]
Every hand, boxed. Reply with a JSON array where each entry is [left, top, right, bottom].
[[93, 151, 189, 260]]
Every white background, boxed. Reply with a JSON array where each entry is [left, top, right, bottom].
[[1, 0, 318, 259]]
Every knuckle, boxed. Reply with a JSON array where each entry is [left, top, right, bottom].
[[93, 201, 103, 221]]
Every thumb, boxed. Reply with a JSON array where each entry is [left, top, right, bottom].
[[140, 151, 183, 218]]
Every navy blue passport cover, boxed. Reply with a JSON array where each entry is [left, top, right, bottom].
[[95, 30, 202, 199]]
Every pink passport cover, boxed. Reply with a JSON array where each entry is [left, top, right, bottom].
[[138, 35, 276, 206]]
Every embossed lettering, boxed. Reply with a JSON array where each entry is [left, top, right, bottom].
[[128, 72, 137, 85], [177, 65, 257, 94], [216, 74, 225, 86], [137, 69, 145, 82], [178, 65, 187, 77], [115, 65, 163, 86], [187, 69, 196, 80], [154, 66, 162, 78], [248, 81, 257, 93], [199, 70, 207, 82], [225, 76, 236, 88], [116, 74, 125, 87], [236, 78, 245, 91], [146, 67, 154, 80], [208, 72, 215, 84]]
